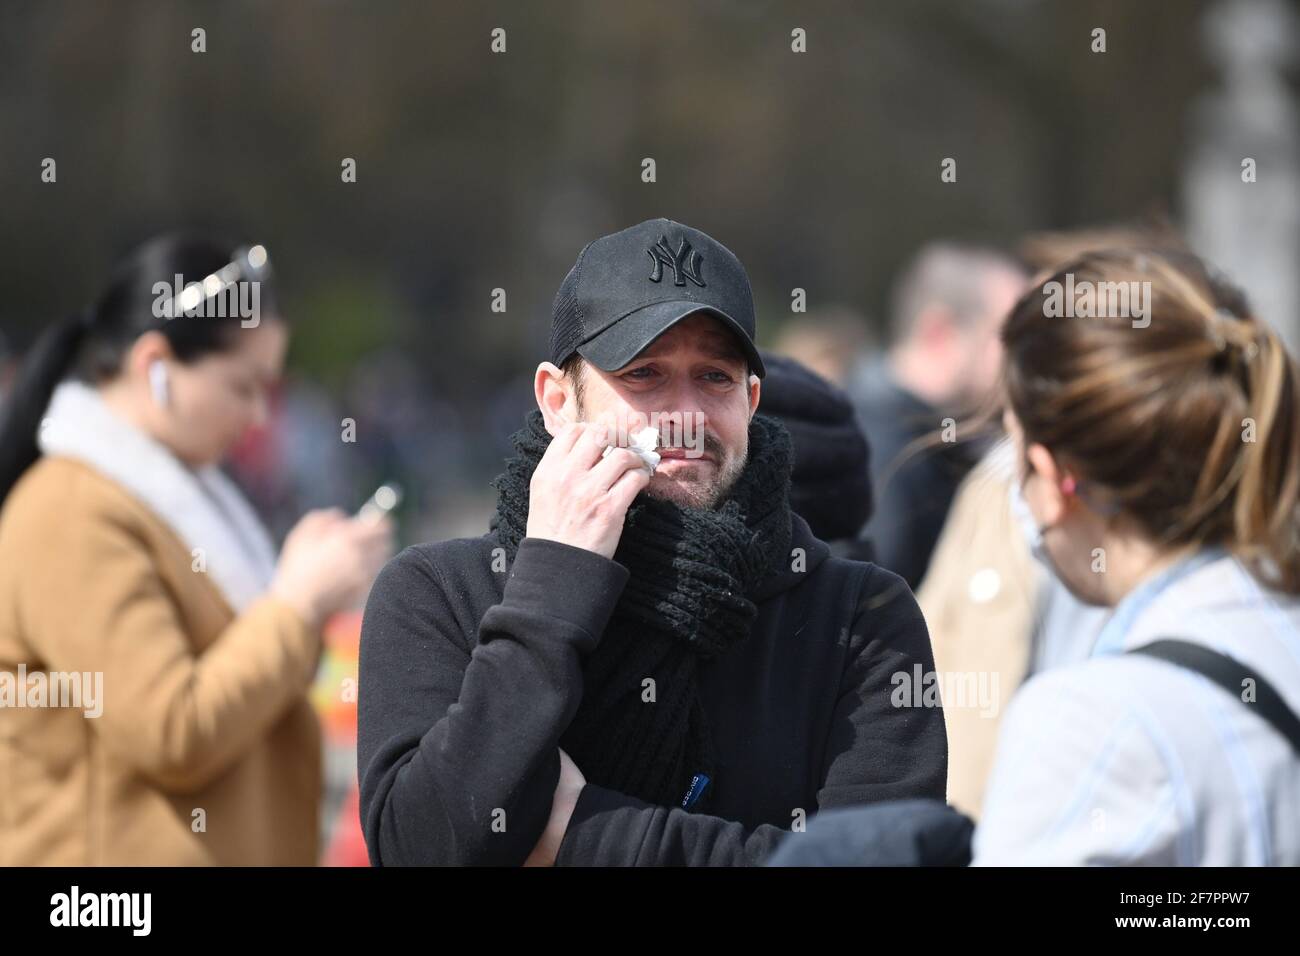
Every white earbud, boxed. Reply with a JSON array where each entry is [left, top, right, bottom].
[[148, 360, 171, 408]]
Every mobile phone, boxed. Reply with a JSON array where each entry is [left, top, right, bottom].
[[357, 482, 403, 523]]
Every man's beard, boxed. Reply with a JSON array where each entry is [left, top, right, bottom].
[[645, 445, 747, 509], [576, 400, 747, 510]]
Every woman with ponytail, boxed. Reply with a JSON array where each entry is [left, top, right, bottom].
[[0, 313, 90, 500], [0, 235, 392, 865], [972, 248, 1300, 865]]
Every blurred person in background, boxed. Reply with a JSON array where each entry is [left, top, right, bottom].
[[846, 243, 1027, 590], [974, 248, 1300, 864], [0, 235, 392, 865], [771, 308, 872, 389], [920, 223, 1185, 820], [768, 246, 1300, 867], [344, 349, 473, 539], [758, 349, 875, 563], [224, 376, 361, 543]]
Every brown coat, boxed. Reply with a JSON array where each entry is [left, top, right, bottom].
[[0, 456, 322, 865], [916, 452, 1039, 820]]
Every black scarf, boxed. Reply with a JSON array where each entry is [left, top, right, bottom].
[[489, 409, 794, 812]]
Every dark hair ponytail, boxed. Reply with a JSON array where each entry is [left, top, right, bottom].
[[0, 233, 279, 505], [0, 315, 90, 501]]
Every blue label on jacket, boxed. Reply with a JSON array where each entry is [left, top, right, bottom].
[[682, 773, 710, 810]]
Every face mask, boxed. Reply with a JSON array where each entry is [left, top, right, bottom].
[[1009, 477, 1053, 569]]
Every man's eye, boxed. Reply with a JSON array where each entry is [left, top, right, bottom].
[[702, 371, 734, 384], [623, 367, 657, 380]]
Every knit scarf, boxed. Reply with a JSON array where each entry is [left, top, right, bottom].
[[489, 409, 794, 812]]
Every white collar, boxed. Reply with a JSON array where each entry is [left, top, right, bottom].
[[39, 381, 277, 612]]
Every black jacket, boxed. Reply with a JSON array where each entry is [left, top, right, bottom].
[[765, 799, 974, 866], [850, 355, 979, 589], [357, 511, 947, 866]]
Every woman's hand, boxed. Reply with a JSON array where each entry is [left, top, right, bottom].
[[270, 508, 394, 630]]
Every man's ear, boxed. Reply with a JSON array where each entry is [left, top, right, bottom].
[[747, 373, 761, 420], [1025, 441, 1069, 526], [535, 361, 574, 437]]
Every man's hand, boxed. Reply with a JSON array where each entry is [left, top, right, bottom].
[[523, 748, 587, 867], [525, 421, 651, 559]]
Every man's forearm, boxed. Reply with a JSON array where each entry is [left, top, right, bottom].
[[554, 783, 792, 866], [358, 538, 629, 865]]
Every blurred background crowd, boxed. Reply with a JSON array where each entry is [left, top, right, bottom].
[[1, 0, 1297, 864]]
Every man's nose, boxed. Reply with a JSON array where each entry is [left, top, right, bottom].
[[653, 383, 708, 426], [642, 388, 710, 451]]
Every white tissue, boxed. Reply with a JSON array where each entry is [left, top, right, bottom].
[[602, 425, 661, 474]]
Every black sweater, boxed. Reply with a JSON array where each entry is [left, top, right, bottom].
[[357, 511, 947, 866]]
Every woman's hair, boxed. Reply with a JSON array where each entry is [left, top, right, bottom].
[[0, 234, 279, 504], [1002, 247, 1300, 594]]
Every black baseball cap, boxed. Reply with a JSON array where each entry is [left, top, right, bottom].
[[549, 218, 766, 379]]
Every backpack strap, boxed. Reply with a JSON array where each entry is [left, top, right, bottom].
[[1128, 639, 1300, 756]]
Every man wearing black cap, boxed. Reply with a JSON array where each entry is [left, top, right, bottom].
[[358, 218, 946, 866]]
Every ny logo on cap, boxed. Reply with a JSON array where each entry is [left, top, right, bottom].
[[647, 235, 705, 288]]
